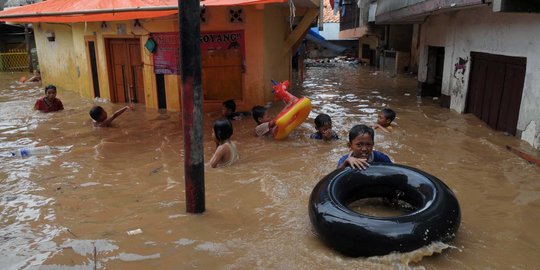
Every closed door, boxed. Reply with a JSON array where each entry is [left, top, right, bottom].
[[107, 39, 145, 104], [466, 52, 526, 135], [202, 48, 243, 101]]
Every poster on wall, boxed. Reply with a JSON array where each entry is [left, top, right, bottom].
[[200, 30, 245, 61], [152, 32, 180, 75], [152, 30, 245, 74]]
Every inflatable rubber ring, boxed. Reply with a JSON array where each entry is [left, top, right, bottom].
[[273, 97, 311, 140], [308, 164, 461, 257]]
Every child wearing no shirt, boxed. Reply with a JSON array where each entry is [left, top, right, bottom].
[[210, 119, 239, 168]]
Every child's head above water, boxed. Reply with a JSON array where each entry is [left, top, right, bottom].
[[213, 119, 233, 144], [89, 105, 107, 123], [222, 99, 236, 117], [377, 108, 396, 128], [348, 124, 375, 159], [314, 113, 332, 130], [251, 105, 271, 125], [44, 85, 57, 99]]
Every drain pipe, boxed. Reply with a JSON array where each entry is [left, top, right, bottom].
[[178, 0, 205, 213]]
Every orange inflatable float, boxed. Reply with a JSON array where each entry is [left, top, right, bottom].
[[271, 80, 312, 140]]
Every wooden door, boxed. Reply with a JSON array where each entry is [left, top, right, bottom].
[[466, 52, 526, 135], [127, 40, 145, 104], [201, 48, 243, 101], [107, 39, 145, 104]]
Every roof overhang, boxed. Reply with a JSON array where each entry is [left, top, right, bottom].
[[0, 0, 292, 23], [375, 0, 488, 24]]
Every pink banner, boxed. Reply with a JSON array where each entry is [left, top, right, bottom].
[[152, 30, 245, 75], [152, 32, 180, 75]]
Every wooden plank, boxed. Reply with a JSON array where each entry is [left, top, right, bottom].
[[282, 9, 319, 55], [506, 145, 540, 166]]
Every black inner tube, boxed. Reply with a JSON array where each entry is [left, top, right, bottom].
[[334, 172, 433, 211], [309, 164, 460, 257]]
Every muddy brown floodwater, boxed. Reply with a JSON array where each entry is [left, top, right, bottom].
[[1, 66, 539, 269]]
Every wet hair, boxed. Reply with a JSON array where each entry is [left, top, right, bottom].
[[89, 106, 105, 121], [222, 99, 236, 113], [348, 124, 375, 143], [213, 119, 233, 143], [44, 84, 56, 93], [381, 108, 396, 123], [251, 105, 267, 124], [314, 113, 332, 128]]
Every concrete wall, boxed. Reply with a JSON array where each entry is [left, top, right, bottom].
[[417, 6, 540, 148], [34, 5, 294, 112], [34, 24, 78, 92], [358, 35, 378, 64], [318, 23, 340, 40]]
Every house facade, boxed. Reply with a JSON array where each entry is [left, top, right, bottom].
[[342, 0, 540, 149], [0, 0, 319, 112]]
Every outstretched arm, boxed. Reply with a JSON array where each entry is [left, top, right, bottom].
[[101, 106, 129, 126]]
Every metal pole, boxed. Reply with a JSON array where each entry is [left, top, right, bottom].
[[24, 24, 33, 73], [178, 0, 205, 213]]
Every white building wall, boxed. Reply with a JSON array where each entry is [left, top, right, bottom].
[[418, 6, 540, 149], [318, 23, 341, 40]]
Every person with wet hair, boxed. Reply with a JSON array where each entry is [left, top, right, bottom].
[[222, 99, 251, 120], [34, 84, 64, 112], [21, 70, 41, 83], [310, 113, 339, 141], [251, 105, 276, 137], [89, 105, 130, 127], [209, 119, 238, 168], [374, 108, 396, 133], [337, 124, 392, 170]]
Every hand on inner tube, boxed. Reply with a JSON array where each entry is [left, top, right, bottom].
[[341, 156, 370, 170]]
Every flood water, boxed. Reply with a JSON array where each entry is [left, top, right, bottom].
[[1, 66, 539, 269]]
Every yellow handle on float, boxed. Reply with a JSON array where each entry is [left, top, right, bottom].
[[274, 97, 312, 140]]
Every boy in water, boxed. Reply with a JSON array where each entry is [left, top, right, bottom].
[[222, 99, 250, 120], [21, 70, 41, 83], [373, 108, 396, 133], [89, 105, 130, 127], [251, 105, 275, 137], [34, 85, 64, 112], [337, 124, 392, 170], [310, 113, 339, 141]]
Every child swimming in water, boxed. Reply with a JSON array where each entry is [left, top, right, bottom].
[[89, 105, 130, 127], [209, 119, 238, 168], [34, 85, 64, 113], [373, 108, 396, 133], [310, 113, 339, 141]]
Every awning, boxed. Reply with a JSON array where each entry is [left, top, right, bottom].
[[0, 0, 287, 23]]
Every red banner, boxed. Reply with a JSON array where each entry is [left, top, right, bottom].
[[152, 30, 245, 75], [152, 32, 180, 75]]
